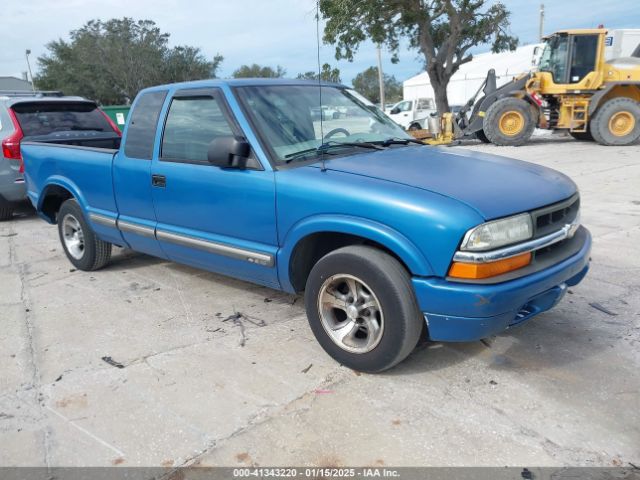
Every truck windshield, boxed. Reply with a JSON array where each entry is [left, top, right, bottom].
[[235, 85, 412, 164], [11, 102, 114, 137], [538, 35, 570, 83]]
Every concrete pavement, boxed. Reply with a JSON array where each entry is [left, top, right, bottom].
[[1, 135, 638, 467]]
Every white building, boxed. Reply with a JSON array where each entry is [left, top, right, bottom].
[[402, 44, 542, 106]]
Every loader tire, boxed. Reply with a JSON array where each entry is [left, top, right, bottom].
[[483, 97, 536, 146], [590, 98, 640, 146]]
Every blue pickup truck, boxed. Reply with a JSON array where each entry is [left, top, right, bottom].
[[22, 79, 591, 372]]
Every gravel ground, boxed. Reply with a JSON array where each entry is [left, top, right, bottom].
[[0, 135, 638, 468]]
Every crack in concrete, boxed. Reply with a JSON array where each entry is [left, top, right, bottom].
[[158, 368, 352, 474], [8, 222, 52, 467]]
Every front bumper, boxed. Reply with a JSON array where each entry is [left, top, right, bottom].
[[413, 226, 592, 342]]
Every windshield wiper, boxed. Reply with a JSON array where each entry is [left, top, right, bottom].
[[284, 141, 384, 163], [376, 137, 425, 147]]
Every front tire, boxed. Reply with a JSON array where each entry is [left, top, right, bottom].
[[483, 97, 536, 146], [304, 245, 423, 373], [58, 199, 112, 271], [590, 98, 640, 146]]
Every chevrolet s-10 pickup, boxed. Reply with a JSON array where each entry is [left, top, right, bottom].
[[22, 79, 591, 372]]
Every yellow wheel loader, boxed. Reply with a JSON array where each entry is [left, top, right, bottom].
[[427, 28, 640, 146]]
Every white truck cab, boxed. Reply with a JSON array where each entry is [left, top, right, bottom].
[[385, 97, 436, 130]]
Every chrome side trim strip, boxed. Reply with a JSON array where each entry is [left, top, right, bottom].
[[453, 221, 580, 264], [156, 230, 274, 267], [117, 219, 155, 238], [89, 213, 117, 228]]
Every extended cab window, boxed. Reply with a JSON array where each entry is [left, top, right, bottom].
[[123, 90, 167, 160], [161, 95, 233, 162]]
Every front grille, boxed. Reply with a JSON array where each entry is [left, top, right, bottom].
[[531, 194, 580, 238], [534, 239, 567, 260]]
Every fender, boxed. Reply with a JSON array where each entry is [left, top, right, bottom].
[[277, 214, 434, 293], [36, 176, 90, 224], [588, 82, 640, 115]]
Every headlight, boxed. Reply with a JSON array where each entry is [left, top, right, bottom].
[[461, 213, 533, 251]]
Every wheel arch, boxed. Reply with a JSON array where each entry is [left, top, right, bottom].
[[37, 177, 87, 224], [408, 120, 425, 131], [277, 215, 434, 293], [588, 82, 640, 116]]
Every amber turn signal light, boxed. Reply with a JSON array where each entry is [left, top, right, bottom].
[[449, 252, 532, 279]]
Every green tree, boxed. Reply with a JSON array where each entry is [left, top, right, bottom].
[[351, 66, 402, 105], [36, 18, 222, 105], [296, 63, 342, 83], [232, 64, 286, 78], [320, 0, 518, 113]]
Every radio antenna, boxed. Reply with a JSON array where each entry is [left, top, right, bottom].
[[316, 0, 326, 171]]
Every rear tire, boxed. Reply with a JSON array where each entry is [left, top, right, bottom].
[[304, 245, 423, 373], [569, 130, 594, 141], [590, 98, 640, 146], [0, 205, 13, 221], [483, 97, 536, 146], [58, 199, 112, 271]]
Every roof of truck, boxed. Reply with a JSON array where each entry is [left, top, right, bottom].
[[543, 28, 607, 38], [140, 78, 346, 94]]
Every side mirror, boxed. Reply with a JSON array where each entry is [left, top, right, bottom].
[[390, 107, 400, 114], [207, 136, 251, 169], [532, 46, 541, 66]]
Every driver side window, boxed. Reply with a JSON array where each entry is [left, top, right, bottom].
[[397, 101, 412, 112], [161, 95, 234, 163]]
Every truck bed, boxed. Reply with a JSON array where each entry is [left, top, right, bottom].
[[24, 131, 121, 150], [21, 142, 119, 222]]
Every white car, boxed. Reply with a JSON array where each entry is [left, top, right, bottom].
[[385, 98, 436, 130]]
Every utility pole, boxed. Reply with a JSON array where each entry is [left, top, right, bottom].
[[539, 3, 545, 41], [376, 45, 385, 109], [25, 49, 36, 92]]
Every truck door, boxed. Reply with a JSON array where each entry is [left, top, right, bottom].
[[113, 89, 168, 258], [388, 100, 414, 128], [567, 34, 599, 84], [150, 88, 279, 288]]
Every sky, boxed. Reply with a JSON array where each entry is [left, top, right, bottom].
[[2, 0, 639, 86]]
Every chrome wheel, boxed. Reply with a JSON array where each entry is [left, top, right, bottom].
[[62, 214, 85, 260], [317, 274, 384, 354]]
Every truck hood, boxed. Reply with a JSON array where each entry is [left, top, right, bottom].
[[312, 146, 577, 220]]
